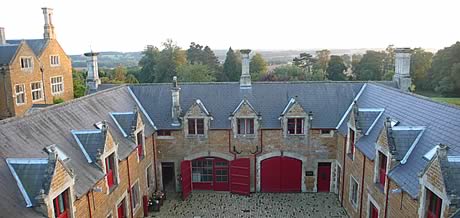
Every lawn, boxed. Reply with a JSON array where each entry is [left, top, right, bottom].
[[431, 98, 460, 106]]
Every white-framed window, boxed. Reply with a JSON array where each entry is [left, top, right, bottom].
[[136, 130, 145, 160], [188, 118, 205, 135], [349, 176, 359, 209], [375, 151, 388, 188], [30, 81, 43, 101], [320, 129, 334, 137], [287, 118, 304, 135], [51, 76, 64, 95], [15, 84, 25, 105], [50, 55, 60, 66], [146, 164, 153, 190], [347, 128, 356, 160], [367, 194, 380, 218], [20, 57, 33, 69], [237, 118, 255, 135], [105, 152, 118, 192], [131, 182, 140, 212]]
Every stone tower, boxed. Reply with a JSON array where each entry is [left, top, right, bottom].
[[393, 48, 412, 92], [42, 8, 56, 40], [0, 27, 5, 45], [240, 49, 252, 89], [84, 52, 100, 91]]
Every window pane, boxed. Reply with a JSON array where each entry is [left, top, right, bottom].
[[296, 118, 303, 134], [248, 119, 254, 134], [237, 119, 242, 134], [188, 119, 196, 134], [196, 119, 204, 134], [287, 119, 295, 134]]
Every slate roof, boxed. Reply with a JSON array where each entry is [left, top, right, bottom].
[[440, 154, 460, 207], [8, 160, 48, 206], [389, 128, 424, 162], [351, 83, 460, 198], [0, 86, 154, 216], [129, 82, 364, 129], [6, 39, 47, 56], [73, 131, 106, 163], [111, 113, 136, 137], [357, 109, 383, 135], [0, 44, 19, 65]]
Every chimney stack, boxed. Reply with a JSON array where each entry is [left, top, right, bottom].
[[171, 76, 181, 126], [0, 27, 5, 45], [393, 48, 412, 91], [84, 51, 100, 91], [42, 8, 56, 39], [240, 49, 252, 89]]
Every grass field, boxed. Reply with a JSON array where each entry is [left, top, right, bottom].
[[432, 98, 460, 106]]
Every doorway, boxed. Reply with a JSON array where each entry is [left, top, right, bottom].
[[161, 162, 175, 193]]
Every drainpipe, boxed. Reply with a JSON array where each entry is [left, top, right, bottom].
[[384, 176, 391, 218], [126, 156, 133, 218], [341, 135, 347, 206], [40, 64, 48, 103], [253, 129, 264, 193], [86, 192, 92, 218], [152, 133, 159, 191], [228, 130, 237, 159], [359, 155, 366, 218]]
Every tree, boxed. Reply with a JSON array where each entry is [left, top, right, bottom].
[[410, 48, 433, 90], [354, 51, 386, 81], [326, 55, 347, 81], [202, 46, 221, 73], [273, 65, 304, 80], [383, 45, 395, 80], [155, 39, 187, 83], [293, 53, 316, 73], [220, 47, 241, 81], [177, 64, 216, 82], [113, 65, 127, 82], [72, 69, 86, 98], [249, 53, 268, 81], [316, 49, 331, 75], [430, 41, 460, 96], [187, 42, 204, 64], [138, 45, 160, 83]]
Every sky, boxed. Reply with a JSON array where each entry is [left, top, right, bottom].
[[1, 0, 459, 55]]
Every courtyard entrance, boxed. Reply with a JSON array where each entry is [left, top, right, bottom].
[[191, 157, 229, 191]]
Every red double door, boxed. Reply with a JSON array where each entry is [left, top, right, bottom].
[[261, 156, 302, 192], [181, 157, 251, 200]]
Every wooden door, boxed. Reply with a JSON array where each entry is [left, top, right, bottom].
[[181, 160, 192, 200], [230, 158, 251, 195], [317, 162, 331, 192]]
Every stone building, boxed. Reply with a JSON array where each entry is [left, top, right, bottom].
[[0, 8, 73, 119], [1, 46, 460, 218]]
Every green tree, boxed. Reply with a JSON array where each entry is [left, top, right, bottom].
[[326, 55, 347, 81], [177, 64, 216, 82], [273, 65, 304, 80], [113, 65, 127, 82], [430, 41, 460, 96], [220, 47, 241, 81], [72, 69, 86, 98], [316, 49, 331, 75], [156, 39, 187, 83], [354, 51, 386, 80], [138, 45, 160, 83], [410, 48, 433, 90], [249, 53, 268, 81], [293, 53, 316, 73]]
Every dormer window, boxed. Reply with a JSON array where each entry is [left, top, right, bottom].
[[426, 188, 442, 218], [237, 118, 254, 135], [347, 128, 355, 159], [287, 118, 304, 135], [188, 118, 204, 135], [20, 57, 33, 70], [105, 152, 117, 190], [377, 151, 387, 188], [53, 189, 69, 218], [136, 130, 145, 160]]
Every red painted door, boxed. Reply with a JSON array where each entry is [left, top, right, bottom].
[[117, 200, 125, 218], [317, 162, 331, 192], [370, 203, 379, 218], [261, 156, 302, 192], [181, 160, 192, 200], [230, 158, 251, 195], [261, 157, 282, 192], [213, 158, 229, 191], [280, 157, 302, 192]]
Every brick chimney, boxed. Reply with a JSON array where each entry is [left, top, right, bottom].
[[0, 27, 5, 45], [240, 49, 252, 89], [171, 76, 181, 126], [84, 51, 100, 91], [42, 8, 56, 39], [393, 48, 412, 91]]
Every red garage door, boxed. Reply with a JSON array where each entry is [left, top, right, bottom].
[[261, 156, 302, 192]]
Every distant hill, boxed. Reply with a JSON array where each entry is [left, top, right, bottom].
[[70, 48, 405, 69]]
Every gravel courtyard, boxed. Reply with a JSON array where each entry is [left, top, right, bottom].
[[149, 192, 348, 218]]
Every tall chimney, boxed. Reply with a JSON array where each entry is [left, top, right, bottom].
[[84, 51, 100, 91], [240, 49, 252, 88], [393, 48, 412, 91], [0, 27, 5, 45], [42, 8, 56, 39], [171, 76, 181, 126]]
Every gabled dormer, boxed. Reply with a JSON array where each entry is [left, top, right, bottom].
[[6, 148, 75, 217], [110, 108, 146, 161], [230, 97, 260, 138], [184, 99, 213, 138], [72, 122, 120, 193], [279, 97, 311, 138]]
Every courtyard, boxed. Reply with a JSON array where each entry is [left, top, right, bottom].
[[150, 192, 348, 218]]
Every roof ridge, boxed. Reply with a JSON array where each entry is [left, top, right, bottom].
[[369, 82, 460, 111], [0, 85, 127, 125], [126, 81, 367, 86]]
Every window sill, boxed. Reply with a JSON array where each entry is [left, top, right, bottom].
[[16, 103, 26, 106], [374, 182, 385, 193], [287, 134, 306, 137], [157, 136, 174, 140], [347, 153, 354, 161], [32, 99, 44, 103], [52, 92, 64, 96], [236, 134, 256, 139], [186, 135, 207, 139]]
